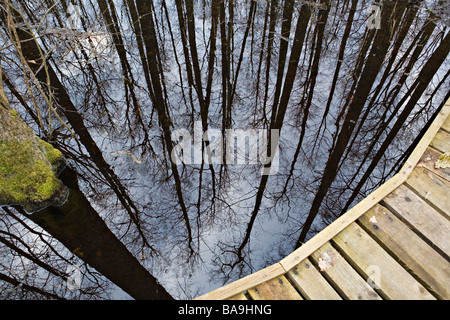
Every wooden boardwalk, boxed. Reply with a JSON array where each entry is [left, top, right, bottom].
[[196, 100, 450, 300]]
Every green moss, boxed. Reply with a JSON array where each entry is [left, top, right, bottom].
[[0, 139, 63, 207], [37, 140, 63, 165], [9, 109, 19, 118]]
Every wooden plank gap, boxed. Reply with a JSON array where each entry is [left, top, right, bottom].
[[243, 290, 253, 300], [305, 253, 349, 299], [247, 275, 303, 300], [430, 129, 450, 154], [381, 199, 450, 263], [328, 236, 389, 300], [282, 268, 309, 299]]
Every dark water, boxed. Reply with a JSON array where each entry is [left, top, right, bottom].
[[0, 0, 449, 299]]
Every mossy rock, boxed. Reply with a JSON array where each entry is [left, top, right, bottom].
[[0, 99, 68, 212], [0, 138, 68, 212]]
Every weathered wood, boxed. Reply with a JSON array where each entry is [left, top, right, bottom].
[[310, 242, 382, 300], [247, 275, 302, 300], [417, 147, 450, 182], [226, 292, 248, 300], [383, 184, 450, 257], [286, 258, 342, 300], [441, 112, 450, 133], [359, 204, 450, 299], [332, 222, 435, 300], [405, 167, 450, 219], [195, 263, 286, 300], [430, 130, 450, 153]]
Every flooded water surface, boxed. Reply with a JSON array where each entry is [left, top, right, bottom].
[[0, 0, 449, 299]]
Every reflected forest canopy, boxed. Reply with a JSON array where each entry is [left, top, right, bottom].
[[0, 0, 449, 299]]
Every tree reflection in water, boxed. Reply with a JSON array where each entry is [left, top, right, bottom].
[[0, 0, 449, 299]]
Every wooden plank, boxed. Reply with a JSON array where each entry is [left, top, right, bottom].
[[226, 292, 248, 300], [383, 184, 450, 257], [332, 222, 435, 300], [441, 111, 450, 133], [195, 263, 286, 300], [247, 275, 303, 300], [417, 147, 450, 182], [430, 130, 450, 153], [286, 258, 341, 300], [360, 204, 450, 299], [406, 167, 450, 219], [310, 242, 382, 300]]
